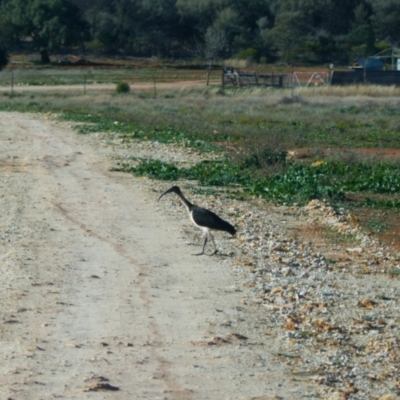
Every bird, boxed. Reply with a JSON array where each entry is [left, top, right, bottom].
[[158, 186, 236, 256]]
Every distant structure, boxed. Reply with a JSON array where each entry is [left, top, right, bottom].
[[331, 54, 400, 86], [350, 58, 384, 71], [371, 46, 400, 71], [222, 66, 288, 88]]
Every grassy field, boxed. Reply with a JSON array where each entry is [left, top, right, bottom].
[[0, 65, 208, 86], [0, 55, 333, 86], [1, 60, 399, 248], [0, 57, 215, 86]]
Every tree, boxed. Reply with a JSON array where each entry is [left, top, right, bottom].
[[347, 25, 375, 55], [344, 2, 375, 57], [5, 0, 89, 63], [305, 33, 337, 63], [266, 11, 307, 62], [189, 27, 227, 85], [85, 0, 141, 53], [372, 0, 400, 44], [139, 0, 181, 57], [318, 0, 361, 36], [353, 2, 372, 27], [176, 0, 215, 47], [72, 0, 109, 41]]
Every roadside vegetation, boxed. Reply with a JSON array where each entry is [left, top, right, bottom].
[[0, 67, 399, 245]]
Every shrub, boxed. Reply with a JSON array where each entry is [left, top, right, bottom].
[[232, 130, 290, 177], [242, 147, 288, 169], [116, 81, 130, 93]]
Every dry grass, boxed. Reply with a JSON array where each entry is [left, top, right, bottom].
[[2, 81, 400, 153], [3, 83, 400, 115], [297, 84, 400, 98], [223, 59, 250, 69]]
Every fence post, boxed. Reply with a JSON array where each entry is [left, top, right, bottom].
[[153, 71, 157, 96], [291, 71, 294, 97]]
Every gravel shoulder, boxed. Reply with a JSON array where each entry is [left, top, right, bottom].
[[1, 112, 399, 400]]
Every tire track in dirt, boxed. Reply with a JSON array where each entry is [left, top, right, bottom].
[[53, 201, 193, 399]]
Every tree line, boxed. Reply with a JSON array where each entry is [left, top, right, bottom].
[[0, 0, 399, 67]]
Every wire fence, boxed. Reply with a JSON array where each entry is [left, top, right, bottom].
[[0, 69, 100, 95], [291, 71, 331, 87], [222, 68, 333, 88]]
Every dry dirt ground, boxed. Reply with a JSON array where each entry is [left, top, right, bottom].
[[0, 112, 325, 399]]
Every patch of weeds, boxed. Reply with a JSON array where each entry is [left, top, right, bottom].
[[338, 104, 359, 114], [185, 160, 249, 186], [242, 147, 288, 169], [297, 330, 311, 339], [3, 92, 24, 98], [225, 191, 248, 201], [247, 163, 347, 204], [309, 147, 327, 160], [359, 197, 400, 209], [376, 294, 393, 301], [118, 156, 400, 209], [115, 160, 179, 181], [388, 268, 400, 277], [321, 226, 357, 244], [25, 80, 45, 86], [60, 112, 219, 152], [114, 158, 250, 186], [65, 114, 136, 135], [360, 215, 389, 234], [325, 258, 338, 265], [277, 95, 306, 105], [190, 187, 220, 196], [150, 127, 220, 152]]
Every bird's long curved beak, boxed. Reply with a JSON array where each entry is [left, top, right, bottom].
[[157, 192, 167, 202], [157, 187, 174, 202]]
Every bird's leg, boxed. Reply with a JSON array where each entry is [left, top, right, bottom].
[[193, 233, 207, 256], [208, 232, 218, 256]]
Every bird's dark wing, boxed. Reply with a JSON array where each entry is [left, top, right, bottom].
[[191, 206, 236, 235]]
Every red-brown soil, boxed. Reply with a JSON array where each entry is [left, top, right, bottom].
[[290, 147, 400, 252]]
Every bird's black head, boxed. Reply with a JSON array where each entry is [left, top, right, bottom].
[[157, 185, 182, 202]]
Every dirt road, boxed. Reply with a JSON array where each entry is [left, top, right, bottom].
[[0, 112, 313, 399]]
